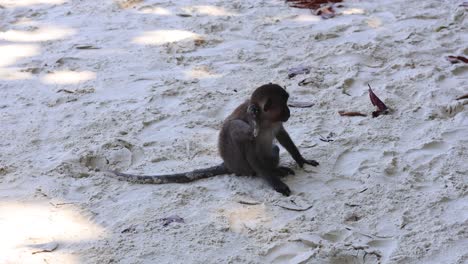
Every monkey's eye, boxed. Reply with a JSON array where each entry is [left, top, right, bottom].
[[264, 98, 272, 112]]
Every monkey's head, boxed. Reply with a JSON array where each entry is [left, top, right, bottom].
[[248, 84, 290, 123]]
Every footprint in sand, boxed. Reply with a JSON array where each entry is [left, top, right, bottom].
[[441, 128, 468, 143], [334, 149, 380, 177], [320, 229, 350, 243], [79, 139, 144, 171], [265, 241, 317, 264], [405, 140, 450, 165]]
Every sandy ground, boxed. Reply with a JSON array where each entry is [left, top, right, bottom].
[[0, 0, 467, 263]]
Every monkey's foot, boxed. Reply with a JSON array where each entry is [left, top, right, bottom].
[[277, 166, 295, 177], [274, 181, 291, 196]]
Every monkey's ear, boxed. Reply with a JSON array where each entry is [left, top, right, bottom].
[[247, 103, 260, 116], [263, 98, 272, 112]]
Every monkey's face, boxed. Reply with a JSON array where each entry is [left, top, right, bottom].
[[250, 83, 291, 123], [262, 95, 290, 123]]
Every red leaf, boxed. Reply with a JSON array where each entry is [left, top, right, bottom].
[[368, 84, 389, 118]]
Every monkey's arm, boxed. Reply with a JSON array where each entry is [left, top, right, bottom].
[[276, 126, 319, 167]]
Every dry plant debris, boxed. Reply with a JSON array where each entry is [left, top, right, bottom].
[[338, 111, 367, 117], [285, 0, 343, 10], [368, 84, 389, 117]]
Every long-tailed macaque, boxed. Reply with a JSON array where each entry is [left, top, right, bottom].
[[110, 84, 319, 196]]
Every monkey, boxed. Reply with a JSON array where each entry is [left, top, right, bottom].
[[109, 83, 319, 196]]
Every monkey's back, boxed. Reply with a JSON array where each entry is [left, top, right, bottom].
[[218, 101, 255, 176]]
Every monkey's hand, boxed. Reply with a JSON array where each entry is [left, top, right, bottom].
[[297, 158, 319, 168]]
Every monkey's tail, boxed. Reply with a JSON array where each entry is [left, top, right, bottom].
[[107, 163, 229, 184]]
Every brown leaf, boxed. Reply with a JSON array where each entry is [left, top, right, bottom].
[[75, 45, 100, 50], [285, 0, 343, 10], [338, 111, 367, 117], [160, 215, 184, 227], [316, 6, 336, 19], [288, 66, 310, 78], [456, 94, 468, 100], [446, 56, 468, 64], [368, 84, 389, 117], [30, 242, 59, 254]]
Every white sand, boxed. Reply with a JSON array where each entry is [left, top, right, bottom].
[[0, 0, 467, 263]]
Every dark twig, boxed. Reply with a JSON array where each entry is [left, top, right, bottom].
[[338, 111, 367, 117], [455, 94, 468, 100]]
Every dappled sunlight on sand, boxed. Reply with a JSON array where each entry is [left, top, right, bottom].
[[292, 14, 321, 23], [133, 29, 201, 45], [0, 25, 75, 42], [182, 5, 237, 16], [0, 44, 39, 67], [0, 0, 67, 8], [137, 6, 172, 15], [0, 68, 33, 80], [367, 17, 382, 28], [0, 44, 40, 80], [221, 204, 271, 233], [41, 70, 96, 85], [0, 201, 105, 264], [185, 66, 223, 79], [342, 8, 365, 15]]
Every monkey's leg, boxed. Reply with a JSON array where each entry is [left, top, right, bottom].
[[245, 145, 291, 196], [268, 145, 294, 177]]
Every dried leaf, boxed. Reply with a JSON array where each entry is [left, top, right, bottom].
[[285, 0, 343, 10], [316, 6, 335, 19], [456, 94, 468, 100], [160, 215, 184, 227], [319, 132, 334, 142], [435, 26, 448, 32], [298, 77, 316, 86], [57, 89, 74, 94], [30, 242, 58, 254], [121, 226, 136, 233], [446, 56, 468, 64], [288, 101, 314, 108], [368, 84, 389, 117], [338, 111, 367, 117], [75, 45, 100, 50], [288, 66, 310, 78]]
